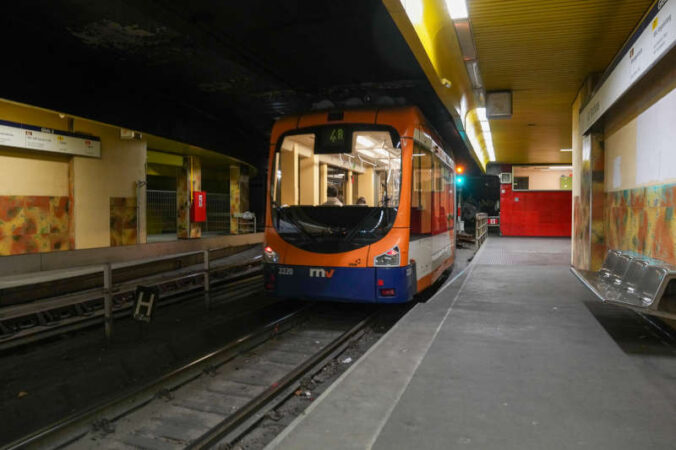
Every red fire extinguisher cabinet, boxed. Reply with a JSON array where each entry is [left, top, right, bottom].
[[191, 191, 207, 222]]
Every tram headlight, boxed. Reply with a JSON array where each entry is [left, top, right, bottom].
[[263, 246, 279, 263], [374, 246, 400, 267]]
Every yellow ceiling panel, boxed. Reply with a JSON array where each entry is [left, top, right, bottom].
[[468, 0, 654, 163]]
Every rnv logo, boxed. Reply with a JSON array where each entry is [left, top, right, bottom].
[[309, 268, 335, 278]]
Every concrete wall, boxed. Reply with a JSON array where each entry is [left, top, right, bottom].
[[0, 100, 147, 254], [602, 51, 676, 265], [72, 120, 146, 249], [572, 50, 676, 269], [513, 166, 572, 191], [0, 150, 69, 197]]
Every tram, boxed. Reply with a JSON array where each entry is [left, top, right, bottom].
[[263, 106, 457, 303]]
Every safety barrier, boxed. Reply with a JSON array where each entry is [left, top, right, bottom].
[[571, 250, 676, 320]]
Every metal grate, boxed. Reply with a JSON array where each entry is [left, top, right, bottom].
[[146, 190, 177, 235], [205, 193, 230, 234]]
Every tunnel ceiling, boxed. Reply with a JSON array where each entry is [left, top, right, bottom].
[[0, 0, 478, 171], [469, 0, 654, 164]]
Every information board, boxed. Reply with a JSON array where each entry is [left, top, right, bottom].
[[580, 0, 675, 133], [0, 119, 101, 158]]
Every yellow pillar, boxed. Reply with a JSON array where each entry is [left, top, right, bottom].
[[299, 156, 319, 205], [345, 170, 354, 205], [229, 165, 240, 234], [319, 163, 328, 204], [177, 156, 201, 239], [356, 167, 374, 205], [280, 148, 298, 205]]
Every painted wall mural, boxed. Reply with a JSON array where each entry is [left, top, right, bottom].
[[605, 183, 676, 266], [0, 196, 71, 255], [110, 197, 137, 247]]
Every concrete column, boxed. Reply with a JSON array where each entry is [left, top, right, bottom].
[[177, 156, 202, 239], [230, 164, 240, 234], [572, 76, 605, 270]]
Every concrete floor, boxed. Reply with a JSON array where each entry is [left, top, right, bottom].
[[268, 237, 676, 449]]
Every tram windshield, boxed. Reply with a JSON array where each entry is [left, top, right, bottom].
[[270, 125, 401, 253]]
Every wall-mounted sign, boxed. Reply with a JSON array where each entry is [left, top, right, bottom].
[[580, 0, 675, 133], [0, 119, 101, 158]]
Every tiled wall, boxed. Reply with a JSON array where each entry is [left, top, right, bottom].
[[0, 196, 72, 255], [110, 197, 137, 247], [500, 184, 572, 237], [605, 183, 676, 266]]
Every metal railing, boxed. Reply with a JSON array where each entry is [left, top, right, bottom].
[[147, 190, 232, 235], [205, 193, 230, 234], [146, 190, 177, 235], [0, 247, 262, 348]]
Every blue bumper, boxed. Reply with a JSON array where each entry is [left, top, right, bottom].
[[264, 264, 416, 303]]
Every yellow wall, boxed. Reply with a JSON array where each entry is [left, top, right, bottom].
[[513, 166, 572, 191], [72, 122, 146, 249], [0, 149, 69, 196], [0, 99, 147, 250]]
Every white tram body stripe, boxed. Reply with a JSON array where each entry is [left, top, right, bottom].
[[408, 232, 452, 280]]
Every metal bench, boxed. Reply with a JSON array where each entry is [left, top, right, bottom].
[[571, 250, 676, 319]]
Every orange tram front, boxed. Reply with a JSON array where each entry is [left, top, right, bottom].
[[263, 106, 457, 303]]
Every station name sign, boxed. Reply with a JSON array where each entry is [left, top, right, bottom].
[[580, 0, 675, 133], [0, 119, 101, 158]]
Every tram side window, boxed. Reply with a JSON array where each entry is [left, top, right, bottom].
[[411, 145, 432, 235]]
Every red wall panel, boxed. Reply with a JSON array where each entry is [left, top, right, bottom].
[[499, 184, 572, 237]]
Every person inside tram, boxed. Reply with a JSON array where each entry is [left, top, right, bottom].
[[356, 196, 367, 205], [323, 185, 343, 206]]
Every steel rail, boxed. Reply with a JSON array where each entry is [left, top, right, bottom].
[[2, 305, 309, 450], [187, 313, 375, 449]]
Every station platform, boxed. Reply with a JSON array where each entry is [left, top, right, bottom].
[[268, 237, 676, 449]]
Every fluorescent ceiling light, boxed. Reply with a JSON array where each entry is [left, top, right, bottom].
[[549, 166, 573, 170], [476, 107, 487, 122], [445, 0, 468, 20], [560, 148, 572, 152], [356, 135, 376, 148], [402, 0, 424, 25]]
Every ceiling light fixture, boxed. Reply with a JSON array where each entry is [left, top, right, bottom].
[[549, 166, 573, 170], [560, 148, 573, 152], [445, 0, 468, 20], [356, 135, 376, 148]]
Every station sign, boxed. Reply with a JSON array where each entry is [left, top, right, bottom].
[[580, 0, 675, 133], [0, 119, 101, 158]]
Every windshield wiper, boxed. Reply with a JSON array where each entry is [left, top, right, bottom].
[[278, 208, 315, 243], [344, 208, 382, 242]]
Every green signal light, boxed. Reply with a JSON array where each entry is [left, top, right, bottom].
[[457, 176, 465, 186]]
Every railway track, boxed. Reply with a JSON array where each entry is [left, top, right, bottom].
[[0, 251, 262, 351], [4, 305, 375, 450]]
